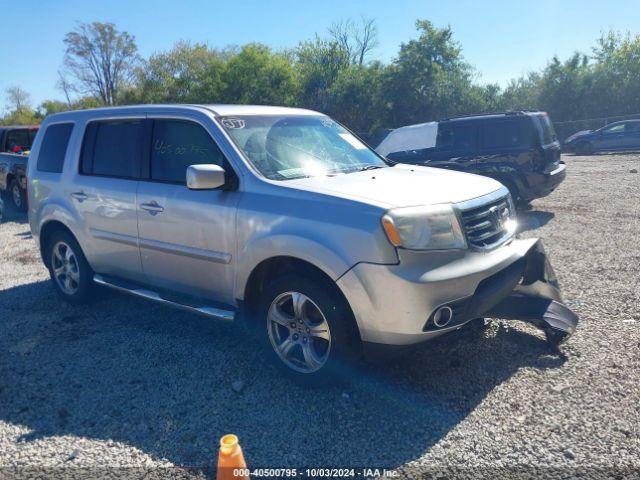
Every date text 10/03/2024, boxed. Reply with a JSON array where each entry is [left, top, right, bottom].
[[230, 468, 399, 478]]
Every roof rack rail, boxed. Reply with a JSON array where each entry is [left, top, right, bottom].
[[440, 111, 532, 121]]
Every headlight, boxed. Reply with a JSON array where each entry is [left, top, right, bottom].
[[381, 204, 466, 250]]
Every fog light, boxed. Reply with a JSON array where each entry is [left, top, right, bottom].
[[433, 306, 453, 327]]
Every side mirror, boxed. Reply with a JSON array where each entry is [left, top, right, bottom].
[[186, 164, 226, 190]]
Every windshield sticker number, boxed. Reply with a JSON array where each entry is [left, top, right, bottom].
[[221, 118, 245, 129]]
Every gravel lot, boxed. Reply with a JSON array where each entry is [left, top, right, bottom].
[[0, 153, 638, 479]]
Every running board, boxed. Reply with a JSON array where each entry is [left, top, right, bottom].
[[93, 274, 235, 322]]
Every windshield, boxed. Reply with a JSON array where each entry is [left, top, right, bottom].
[[218, 115, 387, 180]]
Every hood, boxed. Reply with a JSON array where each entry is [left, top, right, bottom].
[[285, 164, 505, 209], [566, 130, 592, 142]]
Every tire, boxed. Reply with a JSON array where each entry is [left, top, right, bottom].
[[500, 179, 521, 205], [255, 273, 360, 385], [576, 142, 593, 156], [45, 230, 94, 304], [9, 178, 27, 211], [544, 326, 569, 349]]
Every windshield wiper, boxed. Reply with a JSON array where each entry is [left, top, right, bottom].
[[359, 165, 384, 171]]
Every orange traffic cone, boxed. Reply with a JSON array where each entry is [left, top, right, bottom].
[[217, 434, 248, 479]]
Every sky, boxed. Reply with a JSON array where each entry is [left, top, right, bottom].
[[2, 0, 640, 112]]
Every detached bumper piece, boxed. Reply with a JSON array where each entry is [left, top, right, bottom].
[[486, 239, 579, 345]]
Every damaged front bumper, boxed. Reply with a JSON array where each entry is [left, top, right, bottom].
[[486, 239, 578, 344], [338, 237, 579, 360]]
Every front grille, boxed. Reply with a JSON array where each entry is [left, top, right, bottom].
[[459, 194, 514, 250]]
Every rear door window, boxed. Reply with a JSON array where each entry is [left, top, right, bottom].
[[435, 123, 477, 150], [150, 119, 225, 183], [36, 123, 74, 173], [80, 119, 144, 178]]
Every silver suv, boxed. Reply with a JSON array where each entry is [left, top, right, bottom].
[[28, 105, 578, 382]]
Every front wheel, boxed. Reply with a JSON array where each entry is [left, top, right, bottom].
[[257, 273, 360, 384], [9, 178, 27, 211]]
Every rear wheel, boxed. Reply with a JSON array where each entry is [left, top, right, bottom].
[[256, 273, 359, 384], [9, 178, 26, 211], [46, 230, 94, 304]]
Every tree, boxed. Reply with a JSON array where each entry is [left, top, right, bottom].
[[295, 37, 350, 111], [223, 44, 297, 105], [326, 63, 386, 133], [381, 20, 476, 127], [5, 86, 31, 111], [329, 16, 379, 65], [132, 42, 227, 103], [62, 22, 139, 105], [1, 87, 38, 125], [56, 71, 74, 105]]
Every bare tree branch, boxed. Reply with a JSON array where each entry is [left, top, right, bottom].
[[5, 86, 31, 111], [63, 22, 139, 105], [328, 16, 378, 65], [56, 71, 75, 105], [354, 16, 379, 65]]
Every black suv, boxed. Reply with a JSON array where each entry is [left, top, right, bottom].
[[381, 112, 566, 206]]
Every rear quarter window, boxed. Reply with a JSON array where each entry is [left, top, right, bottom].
[[36, 123, 74, 173], [533, 115, 558, 144], [480, 120, 532, 149]]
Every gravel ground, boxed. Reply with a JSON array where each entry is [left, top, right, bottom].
[[0, 153, 638, 479]]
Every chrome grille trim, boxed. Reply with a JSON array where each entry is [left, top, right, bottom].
[[455, 188, 515, 251]]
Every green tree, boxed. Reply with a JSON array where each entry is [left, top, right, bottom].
[[132, 42, 227, 103], [223, 44, 297, 105], [2, 87, 40, 125], [295, 37, 350, 112], [381, 20, 476, 127], [325, 62, 386, 133]]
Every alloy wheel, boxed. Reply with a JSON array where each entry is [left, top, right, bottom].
[[12, 184, 22, 209], [267, 291, 332, 373], [51, 241, 80, 295]]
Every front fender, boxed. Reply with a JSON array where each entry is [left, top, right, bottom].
[[234, 234, 355, 300]]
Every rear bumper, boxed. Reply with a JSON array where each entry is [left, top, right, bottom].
[[338, 238, 578, 359], [520, 163, 566, 201]]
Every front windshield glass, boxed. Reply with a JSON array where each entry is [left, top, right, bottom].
[[218, 115, 387, 180]]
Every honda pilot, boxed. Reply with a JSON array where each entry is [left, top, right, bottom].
[[28, 105, 578, 383]]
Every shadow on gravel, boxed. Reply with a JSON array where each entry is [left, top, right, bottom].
[[517, 210, 555, 234], [569, 150, 640, 156], [0, 280, 566, 472]]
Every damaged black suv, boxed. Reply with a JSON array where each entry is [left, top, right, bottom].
[[380, 112, 567, 207]]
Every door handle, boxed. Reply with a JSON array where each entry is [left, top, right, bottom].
[[140, 201, 164, 215], [71, 191, 88, 202]]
